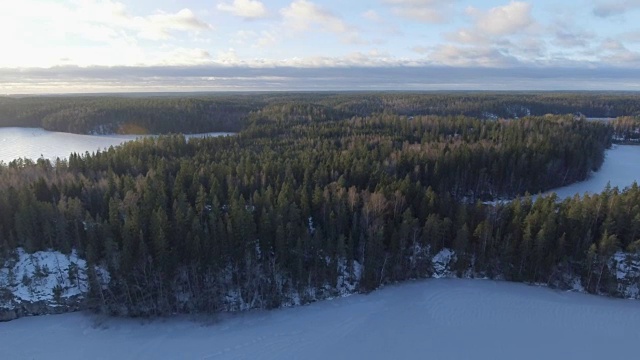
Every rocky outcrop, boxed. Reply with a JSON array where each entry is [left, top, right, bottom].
[[1, 248, 109, 322], [610, 252, 640, 299], [1, 295, 86, 322], [0, 309, 17, 322]]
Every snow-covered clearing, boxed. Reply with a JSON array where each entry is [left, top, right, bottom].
[[2, 278, 639, 360], [540, 145, 640, 200]]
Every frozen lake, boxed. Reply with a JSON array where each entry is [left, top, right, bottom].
[[1, 279, 639, 360], [0, 127, 233, 164], [540, 145, 640, 200]]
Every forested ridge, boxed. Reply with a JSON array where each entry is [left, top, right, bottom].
[[1, 92, 640, 135], [3, 92, 640, 317]]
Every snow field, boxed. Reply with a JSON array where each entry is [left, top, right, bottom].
[[2, 278, 640, 360]]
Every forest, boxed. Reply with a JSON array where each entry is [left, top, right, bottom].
[[1, 92, 640, 134], [0, 92, 639, 316]]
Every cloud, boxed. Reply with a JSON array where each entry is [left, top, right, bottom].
[[599, 39, 640, 65], [278, 50, 411, 67], [602, 39, 626, 51], [360, 8, 402, 38], [232, 30, 278, 48], [0, 0, 214, 67], [467, 1, 534, 37], [217, 0, 268, 19], [3, 65, 640, 94], [444, 29, 485, 44], [382, 0, 455, 23], [136, 9, 212, 40], [156, 48, 212, 66], [621, 31, 640, 43], [428, 45, 520, 67], [551, 25, 594, 48], [362, 10, 382, 22], [439, 2, 541, 65], [593, 0, 640, 18], [216, 48, 241, 64], [446, 2, 536, 44], [231, 30, 257, 45], [509, 37, 546, 58], [0, 0, 212, 42], [256, 31, 278, 47], [280, 0, 350, 33]]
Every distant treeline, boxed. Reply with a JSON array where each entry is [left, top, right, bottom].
[[3, 112, 635, 316], [1, 92, 639, 134], [0, 96, 260, 134]]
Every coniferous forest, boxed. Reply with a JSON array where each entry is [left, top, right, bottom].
[[1, 92, 640, 134], [1, 92, 639, 316]]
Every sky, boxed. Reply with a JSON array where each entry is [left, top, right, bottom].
[[1, 0, 640, 93]]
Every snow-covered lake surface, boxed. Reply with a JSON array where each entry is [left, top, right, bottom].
[[2, 279, 640, 360], [540, 145, 640, 200], [0, 127, 233, 164]]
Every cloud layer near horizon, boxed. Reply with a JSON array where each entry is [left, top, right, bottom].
[[2, 65, 639, 94]]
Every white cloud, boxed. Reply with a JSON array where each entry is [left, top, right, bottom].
[[231, 30, 257, 45], [362, 10, 382, 22], [593, 0, 640, 18], [599, 39, 640, 65], [427, 45, 520, 67], [216, 48, 240, 65], [280, 0, 350, 33], [0, 1, 211, 43], [382, 0, 455, 23], [256, 31, 278, 47], [440, 1, 540, 65], [273, 51, 420, 67], [467, 1, 534, 37], [217, 0, 268, 19], [360, 9, 402, 38], [231, 30, 278, 47], [136, 9, 211, 40], [278, 0, 364, 44], [444, 29, 485, 44], [155, 48, 213, 65], [445, 2, 536, 44], [0, 0, 213, 67]]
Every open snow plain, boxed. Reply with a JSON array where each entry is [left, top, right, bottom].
[[2, 279, 640, 360]]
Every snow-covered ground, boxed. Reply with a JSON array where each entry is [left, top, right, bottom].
[[539, 145, 640, 200], [2, 278, 640, 360], [0, 248, 89, 305]]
